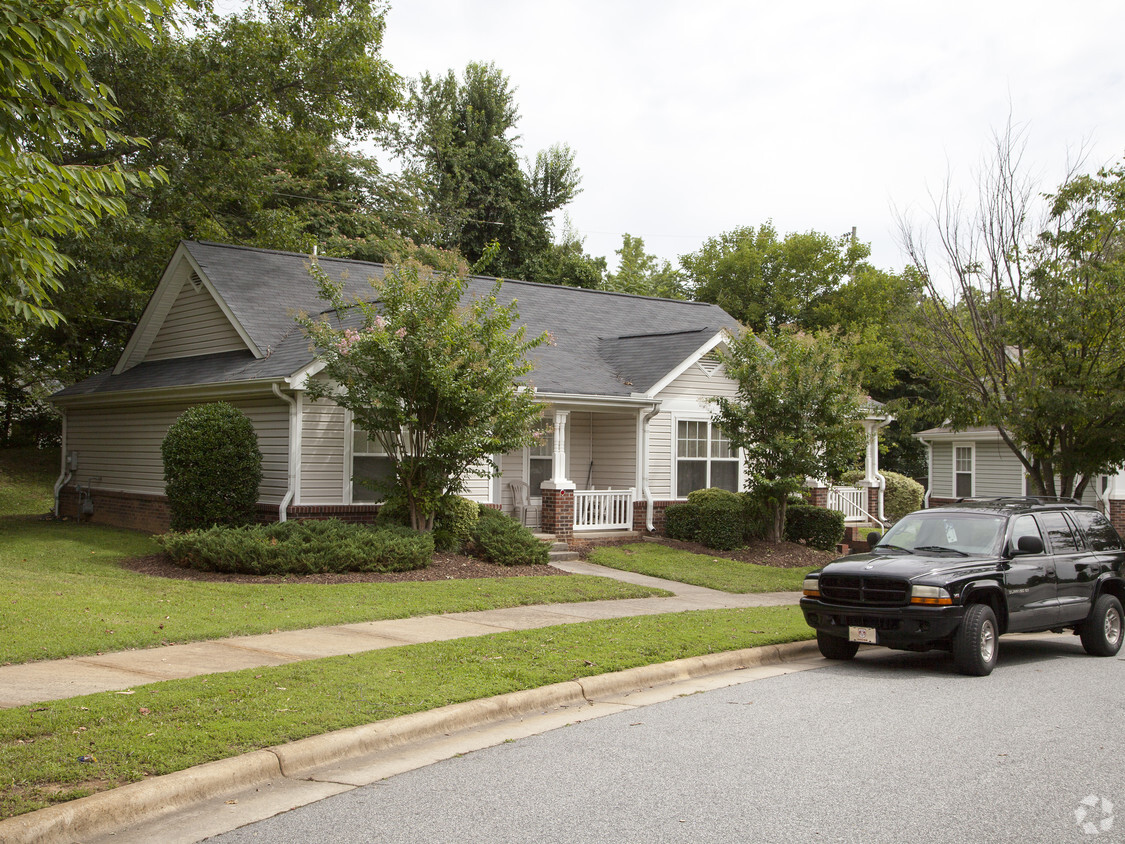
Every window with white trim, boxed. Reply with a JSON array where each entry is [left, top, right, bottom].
[[352, 427, 395, 502], [954, 445, 974, 498], [676, 420, 738, 497], [527, 424, 553, 496]]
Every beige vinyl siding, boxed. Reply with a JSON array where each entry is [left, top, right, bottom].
[[647, 414, 673, 499], [143, 278, 248, 362], [973, 439, 1024, 498], [589, 412, 637, 489], [930, 442, 953, 497], [657, 362, 739, 401], [460, 463, 493, 503], [65, 396, 290, 504], [299, 397, 346, 504], [498, 448, 526, 513]]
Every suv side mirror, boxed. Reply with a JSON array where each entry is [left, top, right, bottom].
[[1013, 535, 1044, 555], [866, 531, 882, 548]]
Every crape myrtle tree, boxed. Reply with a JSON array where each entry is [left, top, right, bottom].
[[714, 329, 865, 542], [899, 126, 1125, 499], [299, 255, 548, 531]]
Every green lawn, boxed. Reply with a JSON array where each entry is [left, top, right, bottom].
[[0, 605, 811, 820], [0, 518, 666, 664], [0, 446, 56, 517], [588, 543, 817, 592]]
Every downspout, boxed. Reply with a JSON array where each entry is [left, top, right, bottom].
[[52, 411, 71, 517], [639, 402, 661, 532], [923, 440, 933, 508], [272, 383, 297, 522]]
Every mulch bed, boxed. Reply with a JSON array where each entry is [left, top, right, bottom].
[[575, 536, 837, 569], [119, 552, 568, 584]]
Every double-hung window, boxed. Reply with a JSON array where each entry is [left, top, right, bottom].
[[676, 420, 738, 497], [527, 425, 553, 496], [352, 427, 395, 502], [954, 445, 974, 498]]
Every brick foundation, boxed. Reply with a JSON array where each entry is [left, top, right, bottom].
[[56, 485, 388, 532], [632, 500, 678, 535], [1107, 500, 1125, 535], [540, 487, 574, 542], [808, 487, 828, 508]]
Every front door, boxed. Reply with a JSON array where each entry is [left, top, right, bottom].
[[1004, 515, 1059, 631]]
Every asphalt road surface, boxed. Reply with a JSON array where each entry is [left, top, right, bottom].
[[208, 634, 1124, 844]]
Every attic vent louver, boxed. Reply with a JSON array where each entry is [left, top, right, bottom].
[[188, 271, 203, 292], [698, 353, 722, 377]]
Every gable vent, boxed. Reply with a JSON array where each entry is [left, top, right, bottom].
[[697, 353, 723, 377], [188, 271, 203, 292]]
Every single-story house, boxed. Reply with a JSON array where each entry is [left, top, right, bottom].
[[915, 426, 1125, 529], [50, 241, 886, 540]]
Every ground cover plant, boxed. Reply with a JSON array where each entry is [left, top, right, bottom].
[[0, 519, 665, 664], [0, 605, 811, 819], [587, 543, 818, 592]]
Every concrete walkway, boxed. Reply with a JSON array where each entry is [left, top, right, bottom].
[[0, 559, 802, 708]]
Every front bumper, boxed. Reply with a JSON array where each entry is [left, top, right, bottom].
[[800, 597, 967, 649]]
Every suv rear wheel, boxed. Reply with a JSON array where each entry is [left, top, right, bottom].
[[1080, 594, 1124, 657], [952, 604, 998, 676]]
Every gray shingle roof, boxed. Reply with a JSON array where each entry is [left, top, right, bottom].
[[54, 241, 742, 401]]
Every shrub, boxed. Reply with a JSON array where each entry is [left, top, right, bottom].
[[686, 487, 742, 506], [664, 502, 700, 541], [158, 519, 434, 575], [784, 505, 845, 551], [739, 490, 772, 542], [697, 499, 744, 551], [468, 511, 548, 566], [432, 495, 480, 552], [375, 496, 411, 528], [161, 402, 262, 531]]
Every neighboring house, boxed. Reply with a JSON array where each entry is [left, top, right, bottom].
[[50, 241, 883, 540], [915, 426, 1125, 527]]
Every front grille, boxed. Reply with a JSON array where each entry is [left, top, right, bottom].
[[828, 613, 902, 631], [819, 575, 909, 606]]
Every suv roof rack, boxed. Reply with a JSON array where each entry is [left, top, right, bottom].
[[953, 496, 1082, 506]]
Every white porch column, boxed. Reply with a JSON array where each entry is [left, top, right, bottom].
[[546, 409, 573, 487]]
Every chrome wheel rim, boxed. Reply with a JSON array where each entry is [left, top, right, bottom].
[[980, 620, 996, 662], [1106, 607, 1122, 646]]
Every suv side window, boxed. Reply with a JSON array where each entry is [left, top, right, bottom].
[[1010, 515, 1043, 553], [1071, 510, 1124, 552], [1037, 511, 1079, 553]]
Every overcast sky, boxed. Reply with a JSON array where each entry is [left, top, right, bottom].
[[378, 0, 1125, 274]]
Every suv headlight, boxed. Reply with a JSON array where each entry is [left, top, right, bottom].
[[802, 576, 820, 597], [910, 584, 952, 606]]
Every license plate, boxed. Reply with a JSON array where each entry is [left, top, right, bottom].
[[848, 626, 877, 644]]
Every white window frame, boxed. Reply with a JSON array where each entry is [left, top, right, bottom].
[[345, 414, 396, 504], [524, 421, 554, 502], [953, 443, 975, 499], [671, 416, 742, 499]]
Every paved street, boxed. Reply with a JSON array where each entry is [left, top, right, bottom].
[[207, 634, 1124, 844]]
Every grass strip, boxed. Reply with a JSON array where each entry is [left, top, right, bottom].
[[588, 543, 817, 592], [0, 519, 666, 664], [0, 605, 811, 819]]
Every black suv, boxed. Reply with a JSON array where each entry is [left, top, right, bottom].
[[799, 498, 1125, 675]]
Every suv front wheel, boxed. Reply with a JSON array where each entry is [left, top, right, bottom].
[[952, 604, 999, 676], [1080, 594, 1124, 657]]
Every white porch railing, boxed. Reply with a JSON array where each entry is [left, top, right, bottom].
[[574, 488, 636, 531], [827, 486, 869, 523]]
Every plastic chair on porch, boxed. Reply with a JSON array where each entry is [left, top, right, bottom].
[[508, 481, 540, 529]]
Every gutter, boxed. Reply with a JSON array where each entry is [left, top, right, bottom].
[[52, 412, 71, 517], [271, 383, 298, 522]]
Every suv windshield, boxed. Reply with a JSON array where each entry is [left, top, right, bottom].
[[879, 512, 1006, 556]]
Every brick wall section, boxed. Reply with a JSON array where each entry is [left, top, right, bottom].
[[868, 486, 880, 519], [809, 487, 828, 508], [541, 488, 574, 542], [1108, 500, 1125, 535], [927, 497, 957, 508], [633, 500, 677, 535]]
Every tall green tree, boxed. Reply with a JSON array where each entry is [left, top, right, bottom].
[[299, 259, 548, 531], [682, 223, 870, 332], [520, 221, 606, 289], [899, 130, 1125, 498], [402, 61, 581, 279], [714, 330, 865, 542], [0, 0, 173, 324], [605, 234, 686, 298]]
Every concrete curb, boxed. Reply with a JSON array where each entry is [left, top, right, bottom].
[[0, 638, 819, 844]]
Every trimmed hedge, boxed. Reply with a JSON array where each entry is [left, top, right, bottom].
[[432, 495, 480, 552], [158, 519, 433, 575], [686, 487, 741, 506], [784, 505, 845, 551], [469, 508, 549, 566], [161, 402, 262, 531], [697, 499, 744, 550], [664, 502, 701, 541]]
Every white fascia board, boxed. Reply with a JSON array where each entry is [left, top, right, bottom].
[[288, 358, 328, 391], [915, 427, 1006, 444], [531, 392, 654, 411], [641, 328, 733, 399], [49, 378, 285, 408]]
